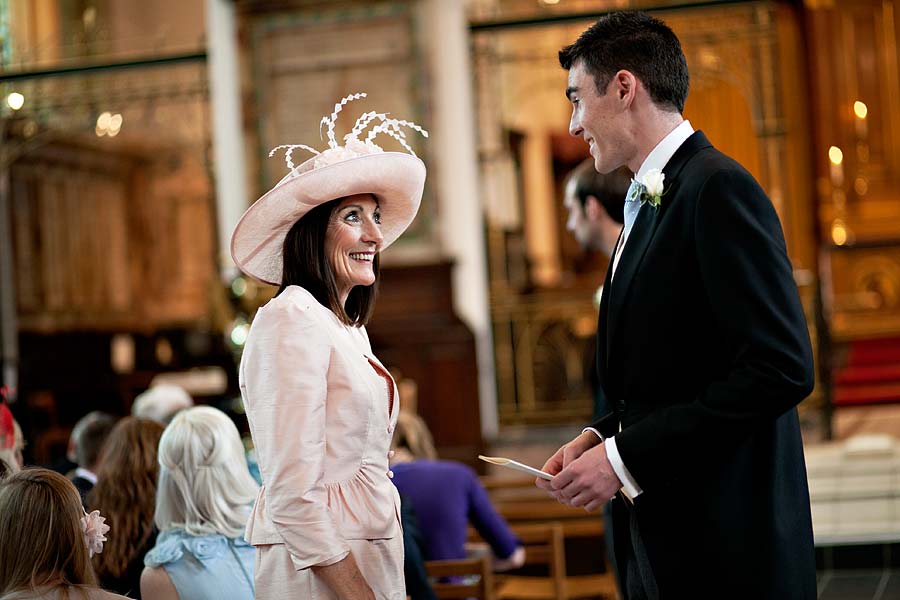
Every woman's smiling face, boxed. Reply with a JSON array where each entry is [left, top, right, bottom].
[[325, 194, 384, 304]]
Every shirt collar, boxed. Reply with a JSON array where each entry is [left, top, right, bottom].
[[635, 120, 694, 180], [75, 467, 97, 484]]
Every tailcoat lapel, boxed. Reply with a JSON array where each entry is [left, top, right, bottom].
[[605, 204, 661, 358], [604, 131, 713, 360], [595, 227, 622, 380]]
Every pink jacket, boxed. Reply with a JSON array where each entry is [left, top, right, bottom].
[[239, 286, 401, 569]]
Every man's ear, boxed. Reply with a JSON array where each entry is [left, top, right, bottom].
[[584, 196, 603, 222], [614, 70, 637, 104]]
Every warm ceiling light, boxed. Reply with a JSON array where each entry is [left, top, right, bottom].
[[828, 146, 843, 165], [6, 92, 24, 110], [108, 113, 123, 136], [853, 101, 868, 120], [831, 220, 848, 246], [96, 112, 123, 137]]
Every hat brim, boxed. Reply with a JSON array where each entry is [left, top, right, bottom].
[[231, 152, 425, 286]]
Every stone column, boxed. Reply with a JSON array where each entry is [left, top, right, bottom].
[[422, 0, 498, 438], [206, 0, 247, 279]]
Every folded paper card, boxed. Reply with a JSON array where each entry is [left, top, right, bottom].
[[478, 455, 553, 480]]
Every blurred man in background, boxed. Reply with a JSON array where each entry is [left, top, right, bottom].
[[67, 411, 117, 503], [563, 159, 630, 258]]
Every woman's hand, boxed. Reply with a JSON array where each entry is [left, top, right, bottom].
[[312, 552, 376, 599]]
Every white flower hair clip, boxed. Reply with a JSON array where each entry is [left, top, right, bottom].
[[268, 92, 429, 178], [81, 508, 110, 557]]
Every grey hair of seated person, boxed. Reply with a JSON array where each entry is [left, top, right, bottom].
[[132, 384, 194, 425], [154, 406, 258, 538]]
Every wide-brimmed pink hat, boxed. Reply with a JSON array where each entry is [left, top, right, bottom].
[[230, 93, 428, 286]]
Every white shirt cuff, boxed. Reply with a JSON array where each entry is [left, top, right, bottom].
[[605, 436, 643, 498], [582, 427, 603, 441]]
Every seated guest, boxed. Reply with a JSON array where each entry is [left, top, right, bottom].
[[131, 385, 193, 425], [88, 417, 165, 599], [141, 406, 258, 600], [0, 402, 24, 478], [0, 468, 127, 599], [67, 412, 117, 504], [390, 412, 525, 570]]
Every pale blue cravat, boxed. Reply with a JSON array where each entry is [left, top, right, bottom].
[[622, 179, 644, 243]]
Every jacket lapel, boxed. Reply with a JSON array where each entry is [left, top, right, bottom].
[[604, 130, 712, 358], [595, 229, 620, 381], [605, 204, 661, 357]]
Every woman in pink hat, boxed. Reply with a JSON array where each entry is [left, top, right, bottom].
[[231, 94, 427, 600]]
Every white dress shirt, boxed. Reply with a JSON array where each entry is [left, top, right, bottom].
[[591, 120, 694, 499], [74, 466, 97, 485]]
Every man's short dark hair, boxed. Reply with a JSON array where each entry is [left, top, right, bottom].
[[278, 197, 379, 326], [559, 11, 689, 113], [73, 412, 116, 469], [567, 159, 631, 225]]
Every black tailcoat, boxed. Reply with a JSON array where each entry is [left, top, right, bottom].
[[592, 131, 816, 599]]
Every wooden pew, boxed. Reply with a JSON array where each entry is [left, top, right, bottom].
[[426, 556, 496, 600]]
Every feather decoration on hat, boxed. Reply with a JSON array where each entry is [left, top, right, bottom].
[[270, 92, 429, 174]]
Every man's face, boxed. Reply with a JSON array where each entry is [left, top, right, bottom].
[[564, 179, 592, 249], [566, 61, 628, 174]]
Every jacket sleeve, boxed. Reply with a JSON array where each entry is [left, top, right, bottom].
[[466, 467, 520, 559], [243, 300, 350, 568], [614, 168, 814, 491]]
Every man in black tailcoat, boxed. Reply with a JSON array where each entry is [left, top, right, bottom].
[[536, 11, 816, 600]]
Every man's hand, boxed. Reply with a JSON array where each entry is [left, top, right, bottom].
[[551, 441, 622, 512], [535, 430, 601, 493]]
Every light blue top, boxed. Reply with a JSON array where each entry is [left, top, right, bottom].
[[144, 529, 255, 600]]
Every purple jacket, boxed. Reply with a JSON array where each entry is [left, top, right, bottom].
[[391, 459, 519, 561]]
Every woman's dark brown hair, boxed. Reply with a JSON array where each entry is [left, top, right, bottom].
[[0, 468, 97, 597], [277, 197, 379, 326], [87, 417, 164, 584]]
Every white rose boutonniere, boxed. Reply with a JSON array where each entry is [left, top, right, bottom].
[[639, 168, 666, 208]]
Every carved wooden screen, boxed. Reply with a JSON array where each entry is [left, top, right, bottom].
[[10, 143, 215, 332]]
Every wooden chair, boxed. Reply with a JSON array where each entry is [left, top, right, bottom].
[[426, 556, 496, 600], [495, 522, 618, 600]]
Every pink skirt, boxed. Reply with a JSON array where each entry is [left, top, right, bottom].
[[254, 536, 405, 599]]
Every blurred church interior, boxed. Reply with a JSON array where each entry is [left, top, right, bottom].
[[2, 0, 900, 597]]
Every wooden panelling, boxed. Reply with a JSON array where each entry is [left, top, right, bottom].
[[9, 142, 215, 332], [823, 244, 900, 341]]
